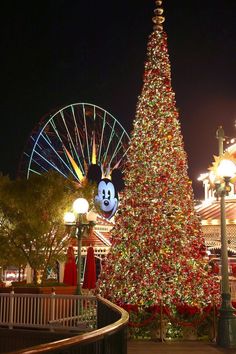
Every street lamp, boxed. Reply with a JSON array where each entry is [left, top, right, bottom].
[[213, 127, 236, 348], [64, 198, 97, 295]]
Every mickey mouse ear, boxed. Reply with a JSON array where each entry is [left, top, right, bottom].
[[111, 168, 125, 192], [87, 164, 102, 184]]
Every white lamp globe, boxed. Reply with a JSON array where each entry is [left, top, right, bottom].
[[73, 198, 89, 214], [64, 212, 76, 224], [217, 159, 236, 179]]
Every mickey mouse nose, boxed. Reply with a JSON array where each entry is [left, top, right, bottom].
[[104, 200, 109, 206]]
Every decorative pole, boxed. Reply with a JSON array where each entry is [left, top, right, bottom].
[[216, 126, 236, 348], [216, 126, 225, 156], [76, 215, 83, 296], [64, 198, 97, 296]]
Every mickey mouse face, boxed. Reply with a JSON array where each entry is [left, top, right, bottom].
[[95, 178, 118, 219], [87, 164, 124, 220]]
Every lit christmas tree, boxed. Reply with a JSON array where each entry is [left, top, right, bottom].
[[98, 1, 219, 311]]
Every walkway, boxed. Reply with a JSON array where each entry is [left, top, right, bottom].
[[128, 340, 236, 354]]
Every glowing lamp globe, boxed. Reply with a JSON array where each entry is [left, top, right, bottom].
[[209, 170, 216, 184], [73, 198, 89, 214], [217, 159, 236, 179], [64, 212, 76, 224]]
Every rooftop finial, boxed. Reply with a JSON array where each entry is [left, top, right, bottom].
[[152, 0, 165, 32]]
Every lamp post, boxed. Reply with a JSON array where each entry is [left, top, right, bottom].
[[64, 198, 97, 295], [214, 127, 236, 348]]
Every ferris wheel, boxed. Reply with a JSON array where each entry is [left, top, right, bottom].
[[18, 103, 130, 182]]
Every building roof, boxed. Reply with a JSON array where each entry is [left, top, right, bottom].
[[195, 199, 236, 224], [82, 230, 112, 247], [81, 216, 114, 247]]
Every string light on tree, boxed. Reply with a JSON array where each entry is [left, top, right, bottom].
[[98, 0, 219, 315]]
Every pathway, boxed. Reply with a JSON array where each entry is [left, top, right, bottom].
[[128, 340, 236, 354]]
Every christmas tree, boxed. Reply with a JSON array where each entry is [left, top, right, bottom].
[[98, 1, 219, 311]]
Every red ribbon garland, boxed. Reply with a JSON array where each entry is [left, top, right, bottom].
[[119, 302, 215, 328], [165, 305, 212, 327], [128, 311, 159, 328]]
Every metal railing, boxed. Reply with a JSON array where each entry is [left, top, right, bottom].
[[0, 294, 129, 354], [0, 290, 97, 331]]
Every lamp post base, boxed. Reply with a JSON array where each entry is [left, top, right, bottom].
[[217, 293, 236, 348]]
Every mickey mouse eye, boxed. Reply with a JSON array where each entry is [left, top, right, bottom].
[[102, 190, 105, 199], [108, 190, 111, 200]]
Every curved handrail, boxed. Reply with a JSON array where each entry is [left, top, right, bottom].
[[9, 296, 129, 354]]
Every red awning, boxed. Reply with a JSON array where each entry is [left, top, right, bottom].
[[82, 246, 96, 290], [63, 246, 77, 286]]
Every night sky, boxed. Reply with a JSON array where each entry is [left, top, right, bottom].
[[1, 0, 236, 199]]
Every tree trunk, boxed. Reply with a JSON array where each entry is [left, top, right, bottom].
[[40, 269, 47, 284], [33, 269, 38, 285], [18, 267, 21, 282]]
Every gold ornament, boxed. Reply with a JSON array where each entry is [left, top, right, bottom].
[[153, 24, 164, 32], [154, 8, 164, 16], [152, 15, 165, 24], [153, 0, 165, 31]]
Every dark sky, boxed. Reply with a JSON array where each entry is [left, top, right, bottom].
[[1, 0, 236, 199]]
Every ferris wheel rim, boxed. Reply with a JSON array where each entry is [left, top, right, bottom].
[[20, 102, 130, 180]]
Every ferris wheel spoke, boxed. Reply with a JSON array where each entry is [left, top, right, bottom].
[[38, 133, 80, 181], [112, 147, 130, 171], [46, 121, 74, 172], [102, 121, 116, 164], [71, 105, 85, 165], [97, 112, 106, 165], [40, 133, 54, 149], [28, 169, 42, 176], [110, 145, 124, 168], [49, 119, 78, 172], [49, 119, 64, 143], [31, 133, 49, 151], [24, 151, 48, 178], [82, 104, 91, 165], [34, 150, 69, 179], [60, 111, 76, 155], [120, 146, 130, 163], [109, 131, 125, 166], [49, 115, 84, 176], [28, 157, 48, 174], [60, 109, 85, 175]]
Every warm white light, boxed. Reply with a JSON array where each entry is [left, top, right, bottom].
[[64, 212, 76, 224], [73, 198, 89, 214], [197, 173, 208, 181], [217, 159, 236, 179], [208, 171, 216, 184]]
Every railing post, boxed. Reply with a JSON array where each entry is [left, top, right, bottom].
[[9, 288, 14, 329], [50, 288, 56, 332]]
